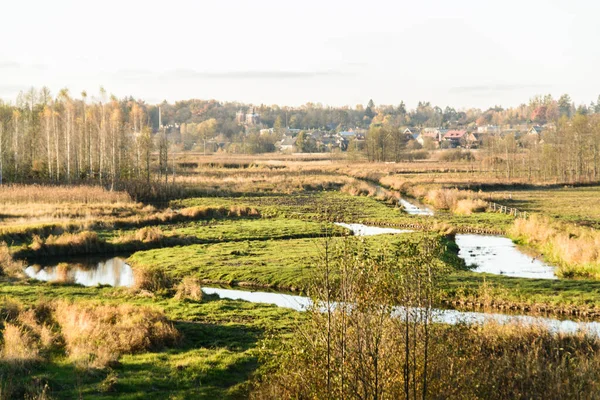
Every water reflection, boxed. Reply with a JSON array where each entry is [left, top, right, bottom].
[[335, 223, 413, 236], [399, 199, 434, 216], [203, 287, 600, 336], [24, 257, 134, 287], [456, 234, 557, 280]]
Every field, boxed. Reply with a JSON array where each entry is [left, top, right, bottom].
[[2, 154, 600, 398]]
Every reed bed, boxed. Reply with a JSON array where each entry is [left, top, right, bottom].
[[0, 301, 179, 371], [0, 184, 132, 204], [511, 215, 600, 278]]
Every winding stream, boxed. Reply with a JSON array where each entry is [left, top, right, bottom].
[[399, 198, 434, 216], [335, 223, 413, 236], [456, 234, 557, 279], [22, 252, 589, 336], [202, 286, 600, 336]]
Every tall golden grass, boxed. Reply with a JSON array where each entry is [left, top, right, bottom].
[[0, 323, 40, 367], [510, 215, 600, 278], [53, 301, 179, 369], [0, 184, 131, 204], [423, 188, 488, 213], [1, 301, 179, 373], [0, 243, 24, 277]]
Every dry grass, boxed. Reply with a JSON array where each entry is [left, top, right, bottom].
[[423, 188, 488, 213], [174, 277, 203, 302], [0, 323, 40, 367], [29, 231, 102, 255], [132, 265, 173, 292], [511, 215, 600, 278], [453, 198, 488, 215], [0, 184, 131, 204], [134, 227, 164, 243], [0, 243, 25, 278], [53, 301, 179, 369]]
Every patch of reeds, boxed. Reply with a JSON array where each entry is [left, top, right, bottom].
[[424, 188, 488, 213], [29, 231, 103, 256], [53, 301, 179, 369], [0, 324, 41, 367], [0, 184, 131, 204], [510, 215, 600, 278]]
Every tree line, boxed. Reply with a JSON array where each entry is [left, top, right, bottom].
[[485, 114, 600, 183], [0, 87, 159, 187]]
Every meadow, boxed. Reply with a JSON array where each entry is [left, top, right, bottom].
[[2, 154, 600, 398]]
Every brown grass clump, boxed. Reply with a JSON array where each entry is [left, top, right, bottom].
[[453, 198, 488, 215], [29, 231, 102, 256], [134, 227, 164, 243], [0, 242, 25, 277], [53, 302, 179, 369], [132, 265, 173, 292], [174, 277, 203, 302], [0, 323, 40, 367], [423, 188, 487, 214]]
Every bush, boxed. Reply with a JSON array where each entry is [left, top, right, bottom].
[[438, 149, 475, 162]]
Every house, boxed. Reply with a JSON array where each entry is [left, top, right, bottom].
[[443, 129, 468, 147], [417, 128, 446, 146], [402, 127, 420, 140], [260, 128, 274, 135], [277, 136, 296, 152], [339, 130, 357, 138], [477, 125, 500, 134], [528, 126, 544, 136], [464, 132, 480, 148]]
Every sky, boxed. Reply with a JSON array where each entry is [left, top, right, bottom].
[[1, 0, 598, 109]]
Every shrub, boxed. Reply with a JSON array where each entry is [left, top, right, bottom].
[[438, 149, 475, 162]]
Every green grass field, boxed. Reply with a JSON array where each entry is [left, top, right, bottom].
[[491, 186, 600, 227], [0, 280, 300, 399]]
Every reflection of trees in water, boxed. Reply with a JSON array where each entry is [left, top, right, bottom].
[[25, 257, 134, 287]]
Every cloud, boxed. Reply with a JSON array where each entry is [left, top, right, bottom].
[[449, 84, 550, 94], [161, 69, 349, 80]]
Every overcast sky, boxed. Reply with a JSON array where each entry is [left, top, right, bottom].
[[1, 0, 597, 109]]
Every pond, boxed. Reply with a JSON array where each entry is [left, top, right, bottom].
[[335, 222, 413, 236], [456, 234, 557, 280], [24, 256, 134, 287]]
